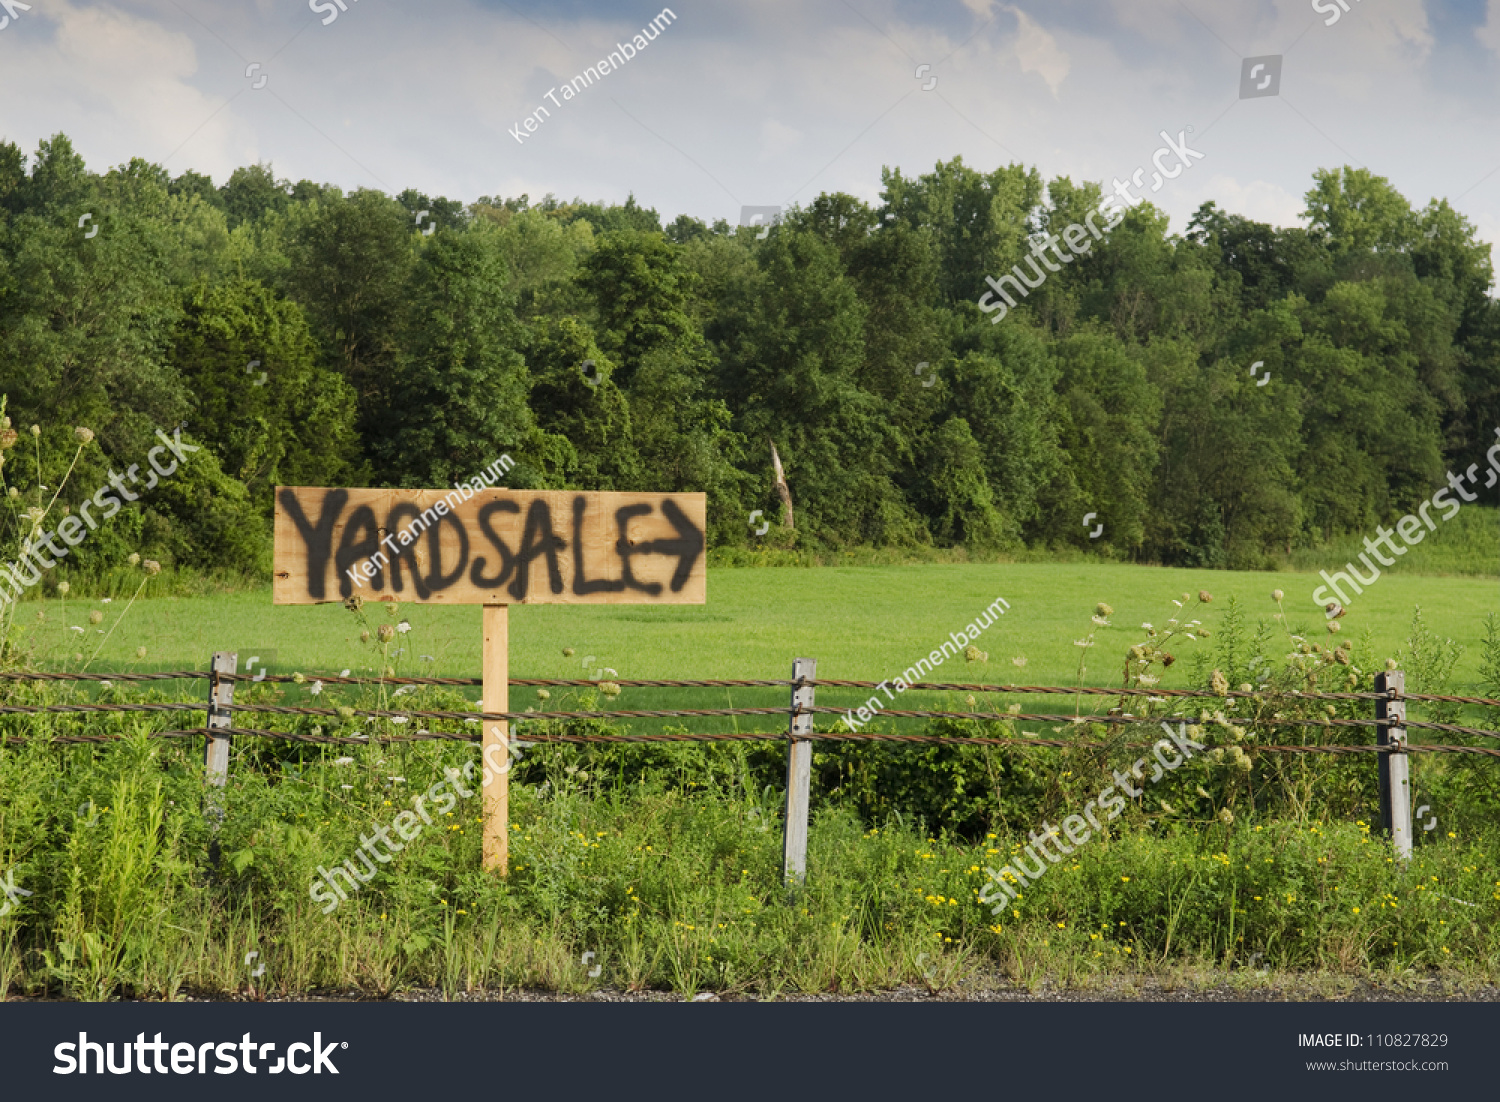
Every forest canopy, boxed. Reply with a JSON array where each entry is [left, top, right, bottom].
[[0, 134, 1495, 576]]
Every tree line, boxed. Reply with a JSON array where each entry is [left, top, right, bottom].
[[0, 132, 1495, 577]]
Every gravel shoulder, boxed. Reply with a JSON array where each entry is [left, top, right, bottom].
[[112, 969, 1500, 1004]]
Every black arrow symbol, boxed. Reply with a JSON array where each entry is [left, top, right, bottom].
[[638, 499, 704, 593]]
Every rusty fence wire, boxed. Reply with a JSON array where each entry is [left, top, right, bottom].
[[0, 669, 1496, 756]]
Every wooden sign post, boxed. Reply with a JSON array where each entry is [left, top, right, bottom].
[[273, 484, 707, 873]]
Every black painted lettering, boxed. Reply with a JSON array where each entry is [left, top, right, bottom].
[[335, 505, 382, 599], [509, 499, 566, 601], [651, 499, 706, 592], [573, 496, 624, 595], [613, 504, 662, 596], [425, 510, 470, 592], [279, 489, 348, 600], [471, 500, 520, 588], [382, 503, 430, 600]]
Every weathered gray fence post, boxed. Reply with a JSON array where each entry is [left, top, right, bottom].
[[1375, 669, 1411, 861], [205, 651, 237, 865], [782, 657, 816, 886]]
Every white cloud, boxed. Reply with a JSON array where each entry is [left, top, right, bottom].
[[0, 0, 254, 177], [759, 119, 802, 161], [1198, 174, 1307, 229], [1005, 5, 1070, 97], [1478, 0, 1500, 56]]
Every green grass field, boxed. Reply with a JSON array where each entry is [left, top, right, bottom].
[[29, 561, 1498, 685], [19, 559, 1496, 740]]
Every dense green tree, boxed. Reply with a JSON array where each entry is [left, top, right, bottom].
[[370, 230, 539, 487], [168, 277, 362, 509]]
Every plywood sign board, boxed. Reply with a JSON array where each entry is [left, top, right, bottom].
[[273, 487, 706, 605]]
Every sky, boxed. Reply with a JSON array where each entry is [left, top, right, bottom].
[[1, 0, 1498, 251]]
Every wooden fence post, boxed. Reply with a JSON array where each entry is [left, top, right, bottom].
[[205, 651, 236, 866], [482, 604, 509, 875], [782, 657, 815, 886], [1375, 669, 1411, 861]]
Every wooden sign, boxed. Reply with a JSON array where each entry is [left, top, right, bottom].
[[273, 487, 707, 606]]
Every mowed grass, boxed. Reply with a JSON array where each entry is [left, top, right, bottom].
[[22, 561, 1499, 735]]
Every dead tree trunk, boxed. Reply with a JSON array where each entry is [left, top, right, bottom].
[[769, 439, 794, 531]]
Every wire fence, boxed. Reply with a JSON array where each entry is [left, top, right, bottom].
[[1, 668, 1498, 752], [5, 660, 1496, 870]]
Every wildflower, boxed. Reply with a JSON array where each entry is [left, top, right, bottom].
[[73, 427, 94, 444], [1217, 808, 1234, 825], [1095, 602, 1114, 618], [135, 647, 147, 659], [333, 757, 355, 766], [963, 644, 987, 662], [57, 581, 70, 596], [360, 630, 371, 644], [537, 689, 551, 701], [292, 672, 306, 684], [127, 553, 140, 566], [5, 487, 15, 498], [29, 424, 39, 437], [1272, 589, 1284, 602], [397, 620, 411, 634], [1198, 590, 1212, 603], [1161, 653, 1175, 667], [1011, 656, 1027, 667], [377, 624, 395, 644], [1326, 602, 1346, 619], [1195, 786, 1210, 799], [1385, 658, 1397, 670], [337, 706, 355, 719], [1210, 669, 1229, 696], [344, 593, 364, 612], [310, 681, 324, 695], [88, 610, 103, 625], [563, 647, 575, 657], [0, 429, 15, 450], [142, 560, 160, 575]]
